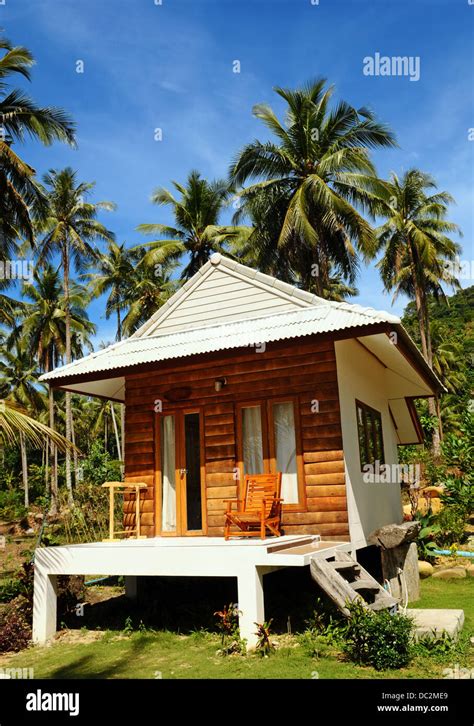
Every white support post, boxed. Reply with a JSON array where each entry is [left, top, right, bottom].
[[32, 567, 57, 644], [237, 566, 266, 650], [125, 575, 138, 601]]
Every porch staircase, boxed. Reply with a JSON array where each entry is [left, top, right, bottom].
[[310, 551, 398, 617]]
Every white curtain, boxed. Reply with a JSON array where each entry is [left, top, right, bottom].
[[161, 415, 176, 531], [242, 406, 264, 474], [273, 402, 298, 504]]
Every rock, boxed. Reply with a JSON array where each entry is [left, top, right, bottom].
[[432, 567, 467, 580], [422, 486, 444, 498], [418, 561, 434, 578], [368, 521, 420, 549], [464, 563, 474, 577]]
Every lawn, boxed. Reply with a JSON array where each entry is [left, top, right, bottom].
[[1, 577, 472, 679]]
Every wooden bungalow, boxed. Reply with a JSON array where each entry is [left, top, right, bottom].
[[33, 253, 443, 647]]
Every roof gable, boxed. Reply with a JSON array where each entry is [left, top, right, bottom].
[[132, 253, 327, 338]]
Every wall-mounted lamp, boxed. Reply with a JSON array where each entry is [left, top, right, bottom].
[[214, 377, 227, 392]]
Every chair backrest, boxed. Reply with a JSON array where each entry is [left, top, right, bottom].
[[243, 473, 282, 513]]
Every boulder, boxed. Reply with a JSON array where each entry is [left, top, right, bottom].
[[422, 486, 444, 498], [464, 563, 474, 577], [432, 567, 467, 580], [418, 561, 434, 578], [368, 521, 420, 549]]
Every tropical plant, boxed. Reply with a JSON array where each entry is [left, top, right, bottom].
[[254, 619, 275, 656], [344, 601, 413, 670], [0, 36, 75, 258], [229, 78, 396, 296], [121, 256, 177, 336], [137, 170, 239, 280], [0, 341, 44, 506], [85, 240, 136, 341], [376, 169, 462, 454], [35, 167, 115, 504], [415, 511, 440, 562], [0, 400, 74, 451]]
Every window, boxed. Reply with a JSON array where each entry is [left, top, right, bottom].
[[237, 398, 304, 508], [356, 400, 385, 470], [242, 405, 264, 475]]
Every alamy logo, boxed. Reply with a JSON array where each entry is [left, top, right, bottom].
[[26, 689, 79, 717], [363, 52, 420, 82], [0, 667, 33, 679], [0, 259, 34, 281], [362, 462, 420, 484]]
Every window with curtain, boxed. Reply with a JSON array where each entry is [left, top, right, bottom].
[[242, 405, 264, 475], [160, 415, 176, 531], [272, 401, 299, 504], [239, 399, 301, 506], [356, 400, 385, 470]]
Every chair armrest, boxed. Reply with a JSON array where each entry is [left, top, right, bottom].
[[224, 499, 243, 512]]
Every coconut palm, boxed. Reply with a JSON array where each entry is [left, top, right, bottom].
[[377, 170, 461, 363], [0, 399, 74, 451], [229, 78, 395, 295], [121, 256, 177, 336], [21, 268, 95, 511], [0, 37, 75, 256], [0, 341, 44, 506], [35, 168, 115, 504], [136, 170, 240, 280], [376, 169, 462, 454], [85, 240, 136, 341]]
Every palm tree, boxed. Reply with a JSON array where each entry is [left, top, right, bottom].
[[121, 256, 177, 336], [376, 169, 461, 453], [85, 240, 136, 341], [0, 341, 43, 506], [229, 78, 396, 296], [137, 170, 240, 280], [0, 36, 75, 257], [0, 399, 75, 452], [21, 265, 65, 510], [35, 168, 115, 504], [21, 268, 95, 511]]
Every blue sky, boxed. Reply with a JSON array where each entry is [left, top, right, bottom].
[[2, 0, 473, 345]]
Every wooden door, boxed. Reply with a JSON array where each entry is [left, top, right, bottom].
[[156, 409, 206, 536]]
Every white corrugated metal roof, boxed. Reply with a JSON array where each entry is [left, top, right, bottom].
[[40, 301, 400, 382]]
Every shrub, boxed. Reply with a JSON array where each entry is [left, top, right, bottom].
[[0, 488, 26, 521], [214, 603, 245, 655], [0, 612, 31, 653], [442, 413, 474, 473], [436, 506, 468, 547], [343, 601, 413, 671], [81, 441, 122, 487], [254, 620, 274, 657]]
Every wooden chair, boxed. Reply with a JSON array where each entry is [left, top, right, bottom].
[[224, 473, 283, 540]]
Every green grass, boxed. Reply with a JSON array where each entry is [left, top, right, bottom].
[[1, 577, 473, 679]]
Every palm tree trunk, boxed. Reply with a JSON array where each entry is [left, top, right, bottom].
[[48, 384, 59, 515], [412, 277, 429, 361], [71, 416, 79, 481], [19, 431, 29, 508], [63, 243, 74, 507], [117, 306, 122, 342], [411, 257, 441, 456]]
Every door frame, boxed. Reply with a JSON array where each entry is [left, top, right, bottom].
[[154, 407, 207, 537]]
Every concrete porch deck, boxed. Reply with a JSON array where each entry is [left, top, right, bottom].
[[32, 535, 352, 648]]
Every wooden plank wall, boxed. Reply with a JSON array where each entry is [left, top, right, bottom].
[[124, 336, 349, 540]]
